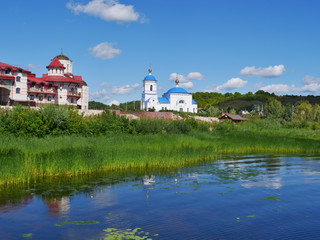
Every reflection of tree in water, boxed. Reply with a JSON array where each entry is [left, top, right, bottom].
[[0, 169, 161, 215]]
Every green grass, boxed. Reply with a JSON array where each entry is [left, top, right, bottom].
[[1, 128, 320, 185]]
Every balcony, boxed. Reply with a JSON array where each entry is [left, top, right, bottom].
[[28, 87, 56, 95], [67, 91, 81, 98]]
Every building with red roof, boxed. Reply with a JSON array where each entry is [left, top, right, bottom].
[[0, 51, 89, 109]]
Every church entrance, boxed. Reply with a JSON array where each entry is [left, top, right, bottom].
[[0, 87, 10, 106]]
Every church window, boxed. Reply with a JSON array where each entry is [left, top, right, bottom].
[[179, 100, 184, 104], [16, 76, 21, 82], [150, 85, 153, 91], [16, 88, 20, 94], [187, 108, 189, 112], [179, 108, 183, 112]]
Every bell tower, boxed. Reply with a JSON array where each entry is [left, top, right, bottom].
[[141, 68, 158, 110]]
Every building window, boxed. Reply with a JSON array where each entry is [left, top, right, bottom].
[[150, 85, 153, 91], [187, 108, 189, 112], [179, 100, 184, 104], [71, 98, 74, 103], [30, 95, 34, 100], [47, 96, 52, 101], [39, 96, 43, 101], [16, 88, 20, 94], [180, 108, 183, 112], [71, 88, 74, 92], [16, 76, 21, 82], [5, 69, 10, 74], [48, 84, 52, 89]]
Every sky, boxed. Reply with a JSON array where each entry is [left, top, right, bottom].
[[1, 0, 320, 105]]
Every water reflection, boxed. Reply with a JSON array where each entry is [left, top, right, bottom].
[[1, 155, 320, 240]]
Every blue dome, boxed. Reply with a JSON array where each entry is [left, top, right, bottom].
[[166, 87, 189, 94], [144, 74, 157, 81]]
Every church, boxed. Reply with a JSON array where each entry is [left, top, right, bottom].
[[0, 50, 89, 109], [141, 68, 198, 113]]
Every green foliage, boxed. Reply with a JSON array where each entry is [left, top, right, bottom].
[[265, 98, 284, 118]]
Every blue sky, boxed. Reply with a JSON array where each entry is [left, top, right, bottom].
[[1, 0, 320, 105]]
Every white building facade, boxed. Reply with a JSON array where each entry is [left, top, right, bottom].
[[0, 52, 89, 109], [141, 68, 198, 113]]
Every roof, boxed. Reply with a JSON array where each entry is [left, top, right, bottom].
[[0, 62, 30, 73], [144, 74, 157, 81], [46, 57, 65, 69], [0, 74, 15, 80], [192, 99, 197, 104], [166, 87, 189, 94], [219, 113, 249, 121], [56, 54, 70, 60], [158, 97, 169, 103], [42, 74, 84, 85], [28, 77, 56, 87]]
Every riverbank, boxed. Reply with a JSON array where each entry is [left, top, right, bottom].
[[1, 127, 320, 185]]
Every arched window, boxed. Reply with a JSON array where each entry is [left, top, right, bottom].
[[16, 88, 20, 94], [179, 100, 184, 104], [150, 85, 153, 91], [16, 76, 21, 82]]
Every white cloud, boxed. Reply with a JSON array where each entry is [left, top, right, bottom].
[[299, 83, 320, 92], [90, 88, 111, 101], [251, 82, 263, 90], [205, 78, 248, 92], [168, 72, 204, 90], [260, 83, 320, 94], [67, 0, 141, 23], [89, 42, 122, 60], [239, 65, 285, 78], [25, 64, 42, 71], [260, 84, 294, 94], [302, 75, 320, 84], [111, 83, 140, 95], [186, 72, 204, 80], [180, 81, 194, 89], [108, 100, 120, 106]]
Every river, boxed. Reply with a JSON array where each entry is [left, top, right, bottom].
[[1, 155, 320, 239]]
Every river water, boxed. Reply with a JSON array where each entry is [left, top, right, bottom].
[[1, 155, 320, 239]]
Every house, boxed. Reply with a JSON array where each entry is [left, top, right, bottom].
[[0, 51, 88, 109], [219, 113, 249, 123]]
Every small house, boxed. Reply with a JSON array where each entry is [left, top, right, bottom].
[[219, 113, 249, 123]]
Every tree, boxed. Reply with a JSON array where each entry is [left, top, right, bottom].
[[265, 98, 284, 118]]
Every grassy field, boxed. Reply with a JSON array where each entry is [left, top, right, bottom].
[[1, 127, 320, 185]]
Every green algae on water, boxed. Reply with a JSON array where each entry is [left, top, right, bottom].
[[54, 219, 99, 227], [103, 227, 158, 240], [260, 196, 281, 201], [21, 233, 32, 238]]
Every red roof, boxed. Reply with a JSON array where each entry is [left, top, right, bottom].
[[0, 74, 15, 80], [46, 57, 65, 69], [42, 74, 84, 85], [0, 62, 30, 73]]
